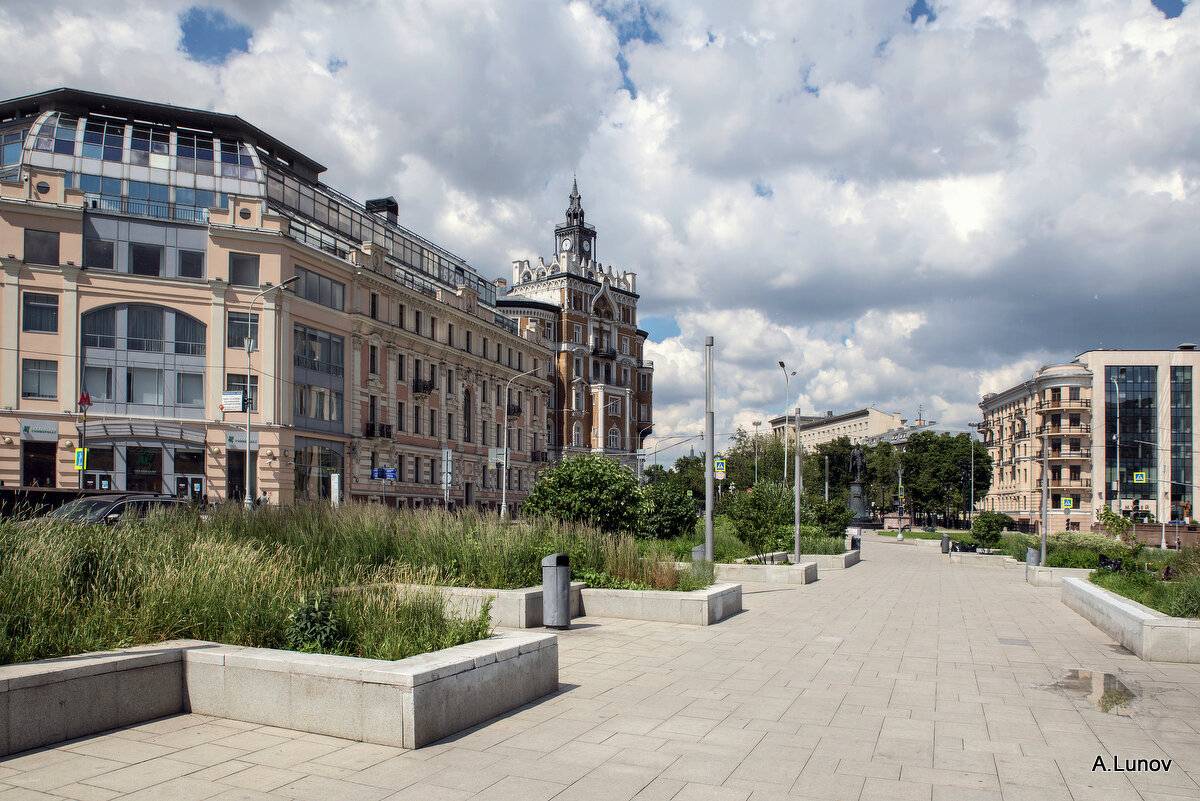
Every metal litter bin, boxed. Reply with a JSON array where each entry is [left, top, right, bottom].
[[850, 535, 861, 551], [1026, 546, 1041, 567], [691, 544, 706, 562], [541, 552, 571, 629], [941, 533, 951, 554]]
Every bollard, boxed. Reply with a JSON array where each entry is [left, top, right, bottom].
[[941, 533, 951, 554]]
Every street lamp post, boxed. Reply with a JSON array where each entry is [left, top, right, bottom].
[[779, 362, 795, 484], [245, 276, 299, 508], [499, 365, 538, 519], [752, 420, 761, 484]]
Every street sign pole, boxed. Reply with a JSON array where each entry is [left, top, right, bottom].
[[704, 336, 714, 562]]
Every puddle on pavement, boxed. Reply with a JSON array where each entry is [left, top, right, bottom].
[[1046, 669, 1140, 716]]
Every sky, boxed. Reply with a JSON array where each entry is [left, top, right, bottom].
[[1, 0, 1196, 463]]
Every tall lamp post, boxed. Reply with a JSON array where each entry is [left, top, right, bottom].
[[752, 420, 762, 484], [779, 362, 795, 484], [968, 423, 980, 527], [499, 365, 538, 519], [245, 276, 299, 508]]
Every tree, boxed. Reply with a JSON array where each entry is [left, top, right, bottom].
[[866, 441, 899, 510], [810, 497, 854, 539], [639, 481, 697, 540], [727, 482, 794, 559], [521, 455, 640, 534], [971, 511, 1013, 549], [900, 432, 991, 519], [802, 437, 853, 503], [643, 464, 670, 486], [1097, 505, 1134, 544]]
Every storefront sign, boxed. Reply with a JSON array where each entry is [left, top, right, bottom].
[[19, 420, 58, 441], [225, 432, 260, 450]]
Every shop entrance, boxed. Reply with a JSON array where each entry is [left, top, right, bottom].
[[21, 442, 56, 488], [227, 451, 257, 502]]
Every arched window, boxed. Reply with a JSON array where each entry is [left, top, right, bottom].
[[463, 388, 473, 443], [608, 427, 620, 449], [572, 423, 582, 447]]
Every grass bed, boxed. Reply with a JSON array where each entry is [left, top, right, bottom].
[[660, 516, 847, 563], [0, 512, 490, 665]]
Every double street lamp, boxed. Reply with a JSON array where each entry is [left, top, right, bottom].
[[244, 276, 299, 508]]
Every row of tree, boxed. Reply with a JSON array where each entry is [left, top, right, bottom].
[[645, 429, 991, 519]]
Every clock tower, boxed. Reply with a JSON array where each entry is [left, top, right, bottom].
[[553, 179, 596, 261]]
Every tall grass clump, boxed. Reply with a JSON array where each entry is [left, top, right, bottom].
[[212, 503, 704, 592], [0, 510, 491, 665]]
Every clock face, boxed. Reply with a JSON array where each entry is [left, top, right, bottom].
[[561, 238, 572, 251], [582, 240, 591, 252]]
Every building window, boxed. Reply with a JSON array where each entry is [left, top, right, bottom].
[[229, 253, 259, 287], [21, 359, 57, 399], [573, 423, 583, 447], [130, 243, 162, 277], [414, 405, 422, 435], [227, 312, 259, 350], [176, 373, 204, 406], [608, 428, 620, 449], [127, 306, 164, 352], [22, 293, 58, 333], [397, 303, 406, 329], [447, 323, 455, 347], [448, 413, 455, 441], [640, 374, 649, 392], [397, 402, 405, 432], [369, 345, 378, 375], [179, 250, 205, 279], [24, 229, 60, 265], [430, 409, 438, 437], [225, 374, 258, 410], [430, 316, 438, 341], [294, 265, 345, 310], [369, 292, 379, 320], [127, 367, 165, 404], [293, 324, 345, 376], [465, 330, 472, 353], [174, 314, 206, 356], [574, 357, 583, 377], [84, 366, 113, 400], [84, 238, 115, 270], [397, 354, 405, 381], [415, 310, 422, 336]]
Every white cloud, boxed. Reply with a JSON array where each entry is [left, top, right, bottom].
[[2, 0, 1198, 459]]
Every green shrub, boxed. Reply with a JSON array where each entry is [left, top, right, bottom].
[[522, 455, 640, 534], [285, 591, 343, 653], [639, 481, 698, 540], [810, 498, 853, 539], [971, 511, 1013, 548], [1045, 548, 1100, 569]]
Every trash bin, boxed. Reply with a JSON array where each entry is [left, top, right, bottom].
[[941, 533, 951, 554], [541, 552, 571, 629], [851, 535, 861, 551], [691, 544, 706, 562], [1026, 546, 1041, 568]]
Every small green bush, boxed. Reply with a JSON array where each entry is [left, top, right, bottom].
[[971, 511, 1013, 548], [285, 591, 343, 653]]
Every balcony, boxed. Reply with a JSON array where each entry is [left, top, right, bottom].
[[1012, 430, 1030, 441], [1036, 423, 1091, 435], [363, 422, 393, 439], [1041, 449, 1092, 460], [1036, 397, 1091, 412], [83, 194, 211, 224], [506, 403, 523, 418], [412, 378, 435, 396], [1048, 477, 1092, 489], [531, 451, 550, 462], [591, 344, 617, 359]]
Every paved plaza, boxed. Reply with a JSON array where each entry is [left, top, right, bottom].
[[3, 536, 1199, 800]]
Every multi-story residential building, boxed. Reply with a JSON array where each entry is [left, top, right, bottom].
[[770, 408, 907, 450], [0, 87, 551, 509], [500, 181, 653, 471], [979, 347, 1200, 530]]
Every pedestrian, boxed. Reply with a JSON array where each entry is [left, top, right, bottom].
[[257, 490, 269, 507]]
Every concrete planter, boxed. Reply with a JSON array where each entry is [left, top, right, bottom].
[[948, 552, 1022, 568], [0, 632, 558, 756], [1061, 577, 1200, 663], [408, 582, 585, 629], [580, 583, 742, 626], [1026, 566, 1093, 587], [799, 550, 861, 570], [715, 561, 818, 585]]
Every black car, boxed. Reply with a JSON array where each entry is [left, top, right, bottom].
[[39, 494, 189, 525]]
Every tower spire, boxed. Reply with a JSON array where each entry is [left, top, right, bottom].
[[566, 178, 583, 223]]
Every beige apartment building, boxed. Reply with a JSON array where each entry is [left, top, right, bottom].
[[979, 347, 1199, 530], [0, 88, 557, 508], [771, 407, 906, 450]]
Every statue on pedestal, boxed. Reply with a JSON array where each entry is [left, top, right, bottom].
[[847, 445, 871, 522]]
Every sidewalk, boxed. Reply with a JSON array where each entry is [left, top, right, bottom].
[[2, 536, 1198, 800]]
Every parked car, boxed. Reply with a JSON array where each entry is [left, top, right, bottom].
[[39, 494, 189, 525]]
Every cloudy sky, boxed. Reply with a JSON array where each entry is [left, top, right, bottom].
[[1, 0, 1195, 460]]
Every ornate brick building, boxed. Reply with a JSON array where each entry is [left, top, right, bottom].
[[500, 182, 653, 471]]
